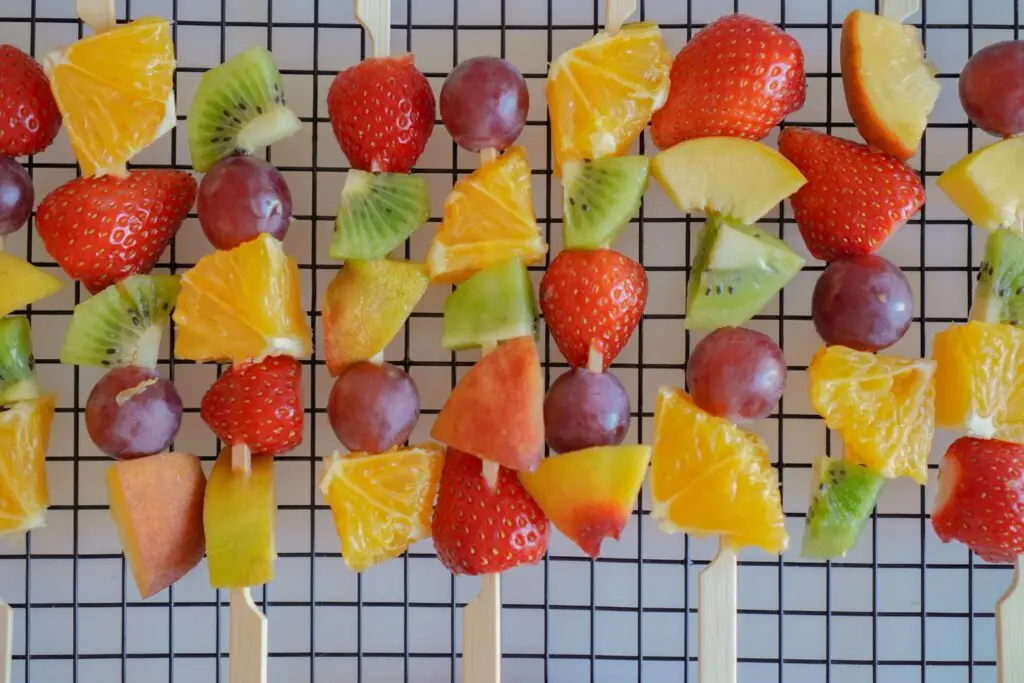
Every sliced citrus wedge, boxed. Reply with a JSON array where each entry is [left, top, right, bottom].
[[0, 395, 55, 535]]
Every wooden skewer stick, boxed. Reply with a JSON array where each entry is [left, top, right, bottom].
[[76, 0, 116, 32], [355, 0, 391, 59], [0, 600, 11, 683], [699, 542, 737, 683], [604, 0, 636, 34], [880, 0, 920, 23], [997, 558, 1024, 683]]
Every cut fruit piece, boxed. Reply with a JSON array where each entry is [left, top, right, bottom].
[[937, 138, 1024, 233], [562, 156, 650, 250], [322, 259, 428, 376], [840, 10, 940, 160], [204, 447, 276, 588], [686, 216, 805, 330], [0, 395, 55, 535], [107, 452, 206, 599], [187, 45, 302, 173], [442, 257, 537, 351], [331, 170, 431, 261], [932, 321, 1024, 443], [426, 146, 546, 284], [519, 445, 651, 559], [43, 18, 175, 177], [651, 137, 806, 223], [801, 456, 885, 560], [547, 21, 671, 174], [0, 252, 62, 319], [60, 274, 180, 370], [319, 443, 445, 572], [431, 336, 544, 472], [0, 317, 39, 404], [971, 229, 1024, 326], [174, 233, 312, 364], [809, 345, 936, 484], [651, 387, 787, 554]]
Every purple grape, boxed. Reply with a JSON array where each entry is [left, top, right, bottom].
[[85, 366, 183, 460], [812, 254, 913, 352], [440, 56, 529, 152], [0, 157, 33, 236], [544, 368, 630, 453], [687, 328, 786, 423], [328, 361, 420, 453], [959, 40, 1024, 138], [197, 155, 292, 250]]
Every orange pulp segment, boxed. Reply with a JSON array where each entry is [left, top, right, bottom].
[[43, 18, 176, 177], [174, 233, 312, 363], [651, 386, 787, 554], [932, 321, 1024, 443], [426, 146, 546, 284], [319, 444, 445, 572], [547, 21, 671, 174], [0, 394, 55, 535], [0, 252, 62, 318], [809, 345, 936, 484]]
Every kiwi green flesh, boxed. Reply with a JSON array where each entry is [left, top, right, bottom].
[[563, 156, 650, 250], [442, 257, 537, 351], [685, 216, 805, 330], [60, 274, 181, 370], [331, 170, 431, 261], [970, 228, 1024, 326], [0, 316, 39, 404], [801, 456, 886, 560], [187, 45, 302, 173]]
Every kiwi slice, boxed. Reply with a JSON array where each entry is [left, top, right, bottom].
[[60, 274, 181, 369], [686, 215, 805, 330], [562, 156, 650, 250], [971, 228, 1024, 326], [187, 46, 303, 173], [0, 316, 39, 404], [802, 456, 886, 560], [443, 257, 538, 351], [330, 170, 431, 261]]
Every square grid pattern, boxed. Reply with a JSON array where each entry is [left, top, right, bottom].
[[0, 0, 1020, 681]]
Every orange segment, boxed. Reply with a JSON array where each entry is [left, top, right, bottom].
[[651, 387, 787, 554], [547, 21, 671, 173], [932, 321, 1024, 443], [318, 444, 445, 572], [0, 395, 55, 535], [174, 233, 311, 363], [43, 18, 176, 177], [426, 146, 546, 284], [0, 253, 62, 318], [809, 345, 936, 484]]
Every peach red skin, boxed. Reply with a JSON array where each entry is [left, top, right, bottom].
[[650, 14, 805, 150], [327, 55, 435, 173], [432, 448, 550, 576], [932, 437, 1024, 565], [540, 249, 648, 372], [35, 170, 197, 294], [777, 127, 925, 262], [0, 45, 61, 157]]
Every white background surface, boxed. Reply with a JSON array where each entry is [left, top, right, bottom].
[[0, 0, 1019, 681]]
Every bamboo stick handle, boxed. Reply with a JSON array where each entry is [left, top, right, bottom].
[[463, 574, 501, 683], [604, 0, 636, 34], [229, 587, 268, 683], [355, 0, 391, 58], [0, 600, 11, 683], [699, 542, 737, 683], [997, 559, 1024, 683], [880, 0, 919, 22], [76, 0, 116, 32]]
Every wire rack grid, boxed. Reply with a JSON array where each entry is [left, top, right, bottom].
[[0, 0, 1020, 681]]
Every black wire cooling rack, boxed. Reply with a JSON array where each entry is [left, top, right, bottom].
[[0, 0, 1021, 681]]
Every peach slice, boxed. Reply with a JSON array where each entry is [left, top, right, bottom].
[[518, 445, 651, 558], [841, 9, 939, 160], [107, 452, 206, 599], [937, 138, 1024, 233], [204, 447, 276, 588]]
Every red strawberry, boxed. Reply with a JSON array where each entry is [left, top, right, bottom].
[[778, 127, 925, 262], [932, 437, 1024, 564], [200, 355, 304, 457], [0, 45, 61, 156], [327, 54, 435, 173], [36, 170, 196, 293], [432, 448, 550, 575], [650, 14, 805, 150], [540, 249, 648, 372]]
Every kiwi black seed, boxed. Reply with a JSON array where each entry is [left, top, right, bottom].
[[562, 155, 650, 250], [0, 316, 39, 404], [801, 456, 886, 560], [970, 228, 1024, 326], [187, 46, 302, 173], [330, 170, 431, 261], [60, 274, 182, 370]]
